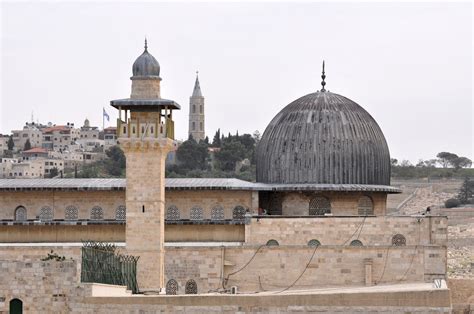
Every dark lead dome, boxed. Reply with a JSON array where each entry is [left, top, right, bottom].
[[256, 91, 391, 185], [132, 40, 160, 77]]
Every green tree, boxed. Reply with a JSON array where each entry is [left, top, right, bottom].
[[457, 177, 473, 204], [452, 157, 472, 170], [104, 146, 126, 176], [23, 139, 31, 151], [215, 140, 246, 171], [176, 139, 209, 170], [7, 136, 14, 151], [436, 152, 458, 168], [390, 158, 398, 166], [212, 129, 221, 147]]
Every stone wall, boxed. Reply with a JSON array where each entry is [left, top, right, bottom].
[[0, 189, 254, 221], [245, 216, 447, 247], [0, 223, 246, 243], [164, 245, 440, 293], [0, 246, 451, 313], [281, 192, 387, 216], [0, 190, 125, 220], [165, 190, 254, 220]]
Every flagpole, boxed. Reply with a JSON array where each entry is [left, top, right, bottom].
[[102, 108, 105, 132]]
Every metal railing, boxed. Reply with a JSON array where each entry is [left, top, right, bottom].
[[80, 241, 139, 294]]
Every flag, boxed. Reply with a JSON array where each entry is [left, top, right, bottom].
[[103, 108, 110, 122]]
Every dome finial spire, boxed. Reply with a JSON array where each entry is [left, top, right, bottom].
[[321, 60, 326, 92], [144, 37, 148, 52]]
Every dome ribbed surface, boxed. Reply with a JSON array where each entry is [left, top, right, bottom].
[[132, 51, 160, 77], [256, 91, 391, 185]]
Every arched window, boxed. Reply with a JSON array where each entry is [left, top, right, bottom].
[[308, 239, 321, 247], [185, 279, 197, 294], [193, 105, 196, 113], [65, 206, 78, 220], [350, 240, 363, 247], [200, 105, 203, 114], [392, 234, 406, 246], [211, 206, 224, 220], [232, 205, 246, 220], [200, 122, 203, 131], [358, 196, 374, 216], [166, 205, 180, 220], [90, 206, 103, 220], [115, 205, 126, 220], [14, 206, 27, 221], [9, 298, 23, 314], [192, 121, 195, 131], [39, 206, 53, 221], [309, 196, 331, 215], [190, 207, 203, 220], [266, 239, 279, 246], [166, 279, 178, 295]]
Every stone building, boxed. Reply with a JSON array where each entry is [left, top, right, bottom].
[[0, 43, 452, 312], [188, 73, 205, 142], [11, 122, 42, 151]]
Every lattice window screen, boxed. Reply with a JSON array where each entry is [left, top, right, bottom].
[[309, 196, 331, 215], [39, 206, 53, 221]]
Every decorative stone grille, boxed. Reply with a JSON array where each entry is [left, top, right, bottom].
[[90, 206, 104, 220], [39, 206, 53, 221], [185, 279, 197, 294], [190, 207, 203, 220], [358, 196, 374, 216], [266, 239, 279, 246], [392, 234, 406, 246], [232, 206, 246, 220], [211, 206, 224, 220], [115, 205, 126, 220], [350, 240, 363, 247], [308, 239, 321, 247], [65, 206, 78, 220], [14, 206, 27, 221], [166, 206, 180, 220], [166, 279, 178, 295], [309, 196, 331, 216]]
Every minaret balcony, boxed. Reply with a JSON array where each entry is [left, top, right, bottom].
[[117, 118, 175, 140]]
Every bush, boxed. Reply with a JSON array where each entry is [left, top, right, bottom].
[[445, 198, 460, 208]]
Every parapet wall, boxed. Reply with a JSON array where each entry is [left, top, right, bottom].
[[0, 245, 449, 313]]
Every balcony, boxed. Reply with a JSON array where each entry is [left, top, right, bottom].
[[117, 118, 175, 140]]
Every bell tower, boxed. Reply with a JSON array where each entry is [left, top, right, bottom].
[[110, 40, 180, 293], [188, 72, 205, 141]]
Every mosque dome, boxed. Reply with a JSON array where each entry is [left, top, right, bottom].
[[132, 39, 160, 77], [256, 64, 391, 186]]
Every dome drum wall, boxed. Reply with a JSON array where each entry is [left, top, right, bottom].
[[259, 191, 387, 216], [256, 92, 391, 186]]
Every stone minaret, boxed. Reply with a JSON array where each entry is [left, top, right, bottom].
[[110, 40, 180, 294], [188, 73, 205, 141]]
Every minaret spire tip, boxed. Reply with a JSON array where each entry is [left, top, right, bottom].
[[144, 37, 148, 52], [321, 60, 326, 92]]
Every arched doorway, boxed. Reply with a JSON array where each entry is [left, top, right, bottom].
[[10, 298, 23, 314]]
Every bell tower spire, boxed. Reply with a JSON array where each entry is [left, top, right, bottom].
[[188, 71, 205, 142]]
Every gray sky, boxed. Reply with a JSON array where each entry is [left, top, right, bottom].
[[1, 2, 472, 163]]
